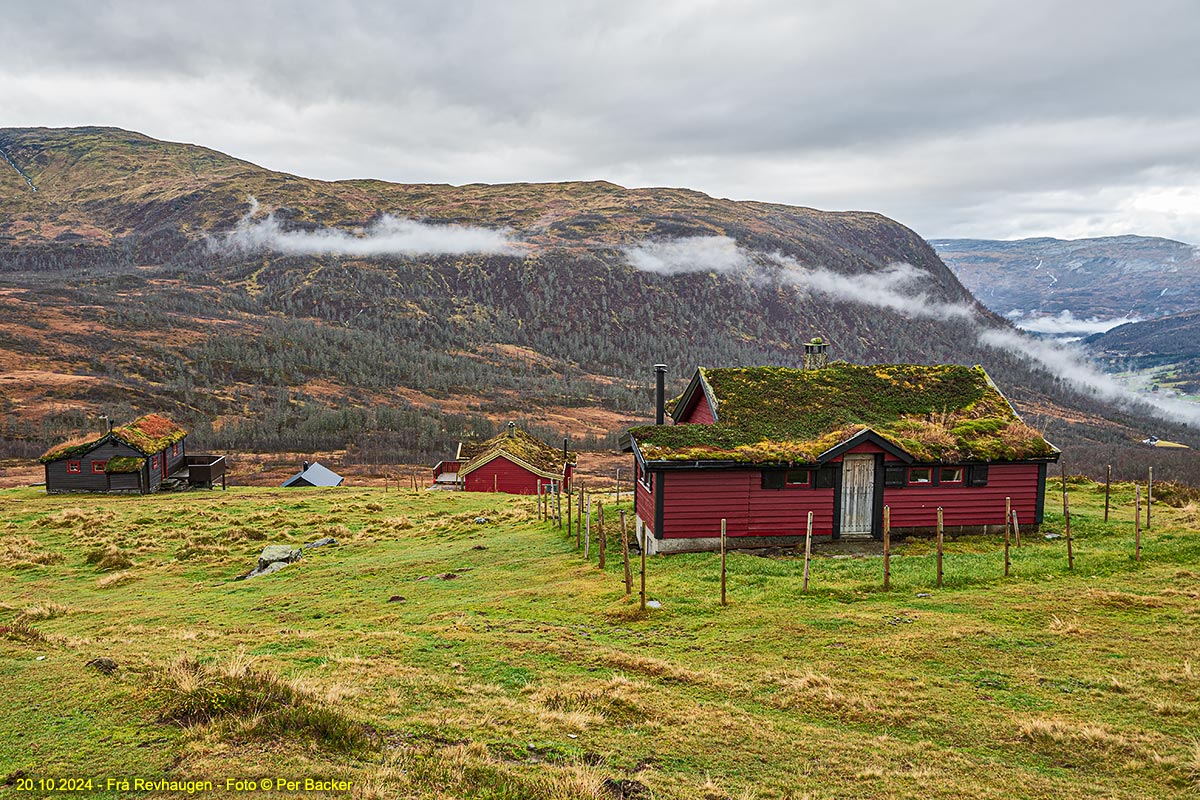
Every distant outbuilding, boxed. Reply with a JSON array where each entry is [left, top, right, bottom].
[[281, 461, 344, 488], [441, 423, 575, 495], [40, 414, 226, 493]]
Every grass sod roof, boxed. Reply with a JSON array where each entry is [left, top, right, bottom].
[[459, 428, 577, 477], [40, 414, 187, 463], [632, 363, 1058, 464], [104, 456, 145, 474]]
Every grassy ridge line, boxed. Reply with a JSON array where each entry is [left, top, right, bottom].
[[0, 482, 1197, 799]]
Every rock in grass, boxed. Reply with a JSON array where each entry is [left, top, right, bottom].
[[304, 537, 338, 549], [235, 545, 303, 580], [1044, 533, 1063, 540], [473, 517, 489, 524], [85, 657, 118, 675], [438, 572, 459, 580], [646, 600, 662, 609], [603, 777, 650, 799], [258, 545, 302, 571], [387, 595, 405, 603]]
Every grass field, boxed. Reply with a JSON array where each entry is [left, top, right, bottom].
[[1, 478, 1198, 799]]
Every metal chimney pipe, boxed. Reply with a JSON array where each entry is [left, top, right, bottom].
[[654, 364, 668, 425]]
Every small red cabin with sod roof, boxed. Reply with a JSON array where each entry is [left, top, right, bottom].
[[435, 423, 576, 495], [621, 361, 1059, 554], [39, 414, 226, 494]]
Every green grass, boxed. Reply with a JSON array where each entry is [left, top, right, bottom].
[[0, 480, 1198, 799]]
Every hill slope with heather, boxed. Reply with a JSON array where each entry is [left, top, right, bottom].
[[0, 127, 1196, 475]]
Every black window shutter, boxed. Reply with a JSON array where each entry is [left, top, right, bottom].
[[967, 464, 989, 486], [761, 470, 785, 490], [814, 465, 837, 489], [884, 464, 907, 488]]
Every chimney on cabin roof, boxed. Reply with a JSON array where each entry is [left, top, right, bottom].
[[803, 337, 829, 370], [654, 364, 668, 425], [507, 421, 516, 438]]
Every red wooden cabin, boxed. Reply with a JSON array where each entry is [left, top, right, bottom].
[[622, 359, 1058, 554], [445, 423, 576, 495]]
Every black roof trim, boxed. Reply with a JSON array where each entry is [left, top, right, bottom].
[[816, 429, 914, 464], [669, 368, 718, 424]]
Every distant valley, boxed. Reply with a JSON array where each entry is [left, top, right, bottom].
[[936, 234, 1200, 411], [932, 235, 1200, 337]]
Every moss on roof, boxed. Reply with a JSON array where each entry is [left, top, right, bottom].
[[633, 364, 1057, 464], [460, 428, 577, 477], [104, 456, 145, 474], [40, 414, 188, 463]]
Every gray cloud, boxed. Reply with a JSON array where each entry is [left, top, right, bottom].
[[623, 236, 748, 275], [624, 236, 977, 320], [216, 197, 525, 257], [1006, 310, 1140, 338], [3, 1, 1200, 240]]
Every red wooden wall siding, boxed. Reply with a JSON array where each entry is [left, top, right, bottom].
[[659, 470, 837, 539], [635, 461, 655, 535], [464, 455, 545, 495], [678, 393, 715, 424], [884, 462, 1040, 527], [828, 441, 891, 460]]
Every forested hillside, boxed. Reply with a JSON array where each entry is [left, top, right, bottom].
[[1, 127, 1197, 476]]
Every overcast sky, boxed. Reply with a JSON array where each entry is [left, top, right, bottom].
[[5, 1, 1200, 242]]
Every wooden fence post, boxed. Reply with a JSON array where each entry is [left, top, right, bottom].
[[802, 511, 813, 592], [557, 484, 563, 529], [1014, 499, 1022, 548], [1004, 497, 1012, 576], [598, 502, 606, 569], [1011, 510, 1021, 561], [615, 468, 621, 505], [621, 510, 631, 595], [585, 496, 591, 560], [1135, 484, 1142, 562], [577, 485, 583, 550], [720, 518, 727, 606], [1060, 461, 1068, 519], [1065, 491, 1073, 570], [936, 507, 944, 589], [568, 481, 573, 537], [640, 528, 647, 611], [1104, 465, 1111, 522], [882, 505, 891, 591], [1147, 467, 1153, 529]]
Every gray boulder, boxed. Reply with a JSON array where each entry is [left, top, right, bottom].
[[235, 544, 303, 580], [258, 545, 302, 571], [304, 537, 338, 549]]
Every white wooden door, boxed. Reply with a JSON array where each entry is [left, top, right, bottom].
[[840, 455, 876, 537]]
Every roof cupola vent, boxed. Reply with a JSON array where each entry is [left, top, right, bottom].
[[803, 337, 829, 370]]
